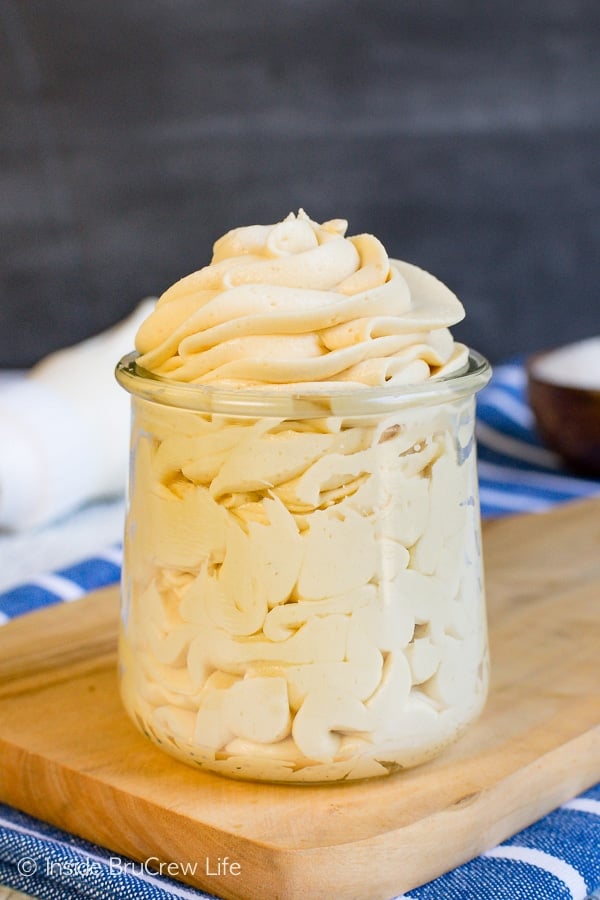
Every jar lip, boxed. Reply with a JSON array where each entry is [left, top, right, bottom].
[[115, 349, 492, 417]]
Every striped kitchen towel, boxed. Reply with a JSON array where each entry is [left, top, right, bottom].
[[0, 787, 599, 899], [0, 801, 216, 900], [0, 545, 123, 626], [476, 359, 600, 516]]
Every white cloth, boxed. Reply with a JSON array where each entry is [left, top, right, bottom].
[[0, 300, 154, 531]]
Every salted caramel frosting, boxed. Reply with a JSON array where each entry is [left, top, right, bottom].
[[118, 213, 489, 782], [134, 210, 468, 388]]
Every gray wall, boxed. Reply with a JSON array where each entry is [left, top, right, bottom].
[[1, 0, 599, 368]]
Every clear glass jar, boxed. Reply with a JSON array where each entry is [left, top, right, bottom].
[[115, 350, 491, 783]]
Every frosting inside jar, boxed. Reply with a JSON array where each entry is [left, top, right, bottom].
[[135, 210, 468, 388], [118, 212, 489, 783]]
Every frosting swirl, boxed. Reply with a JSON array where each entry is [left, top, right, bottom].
[[135, 211, 468, 388]]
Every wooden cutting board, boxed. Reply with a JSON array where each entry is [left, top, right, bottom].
[[1, 498, 599, 900]]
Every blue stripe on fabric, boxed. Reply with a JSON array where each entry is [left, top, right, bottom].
[[0, 584, 63, 619], [477, 402, 535, 443], [582, 785, 600, 803], [478, 461, 598, 498], [402, 855, 576, 900], [476, 423, 563, 471], [57, 557, 121, 592], [0, 804, 218, 900], [479, 476, 584, 506], [477, 441, 560, 475], [478, 487, 555, 518], [508, 808, 600, 894], [477, 403, 541, 447], [0, 547, 123, 624], [477, 378, 538, 437]]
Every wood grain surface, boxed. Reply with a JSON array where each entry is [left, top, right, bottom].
[[0, 497, 599, 900]]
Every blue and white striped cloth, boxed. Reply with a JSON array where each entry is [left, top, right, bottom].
[[0, 546, 123, 627], [1, 359, 599, 900], [476, 360, 600, 517], [0, 789, 599, 900]]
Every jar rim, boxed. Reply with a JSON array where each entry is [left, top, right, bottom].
[[115, 349, 492, 417]]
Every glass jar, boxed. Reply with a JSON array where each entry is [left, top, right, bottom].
[[115, 350, 491, 783]]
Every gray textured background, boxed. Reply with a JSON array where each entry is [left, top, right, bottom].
[[1, 0, 599, 368]]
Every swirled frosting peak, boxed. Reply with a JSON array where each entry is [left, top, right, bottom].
[[135, 211, 468, 388]]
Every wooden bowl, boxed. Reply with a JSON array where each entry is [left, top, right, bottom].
[[527, 341, 600, 476]]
